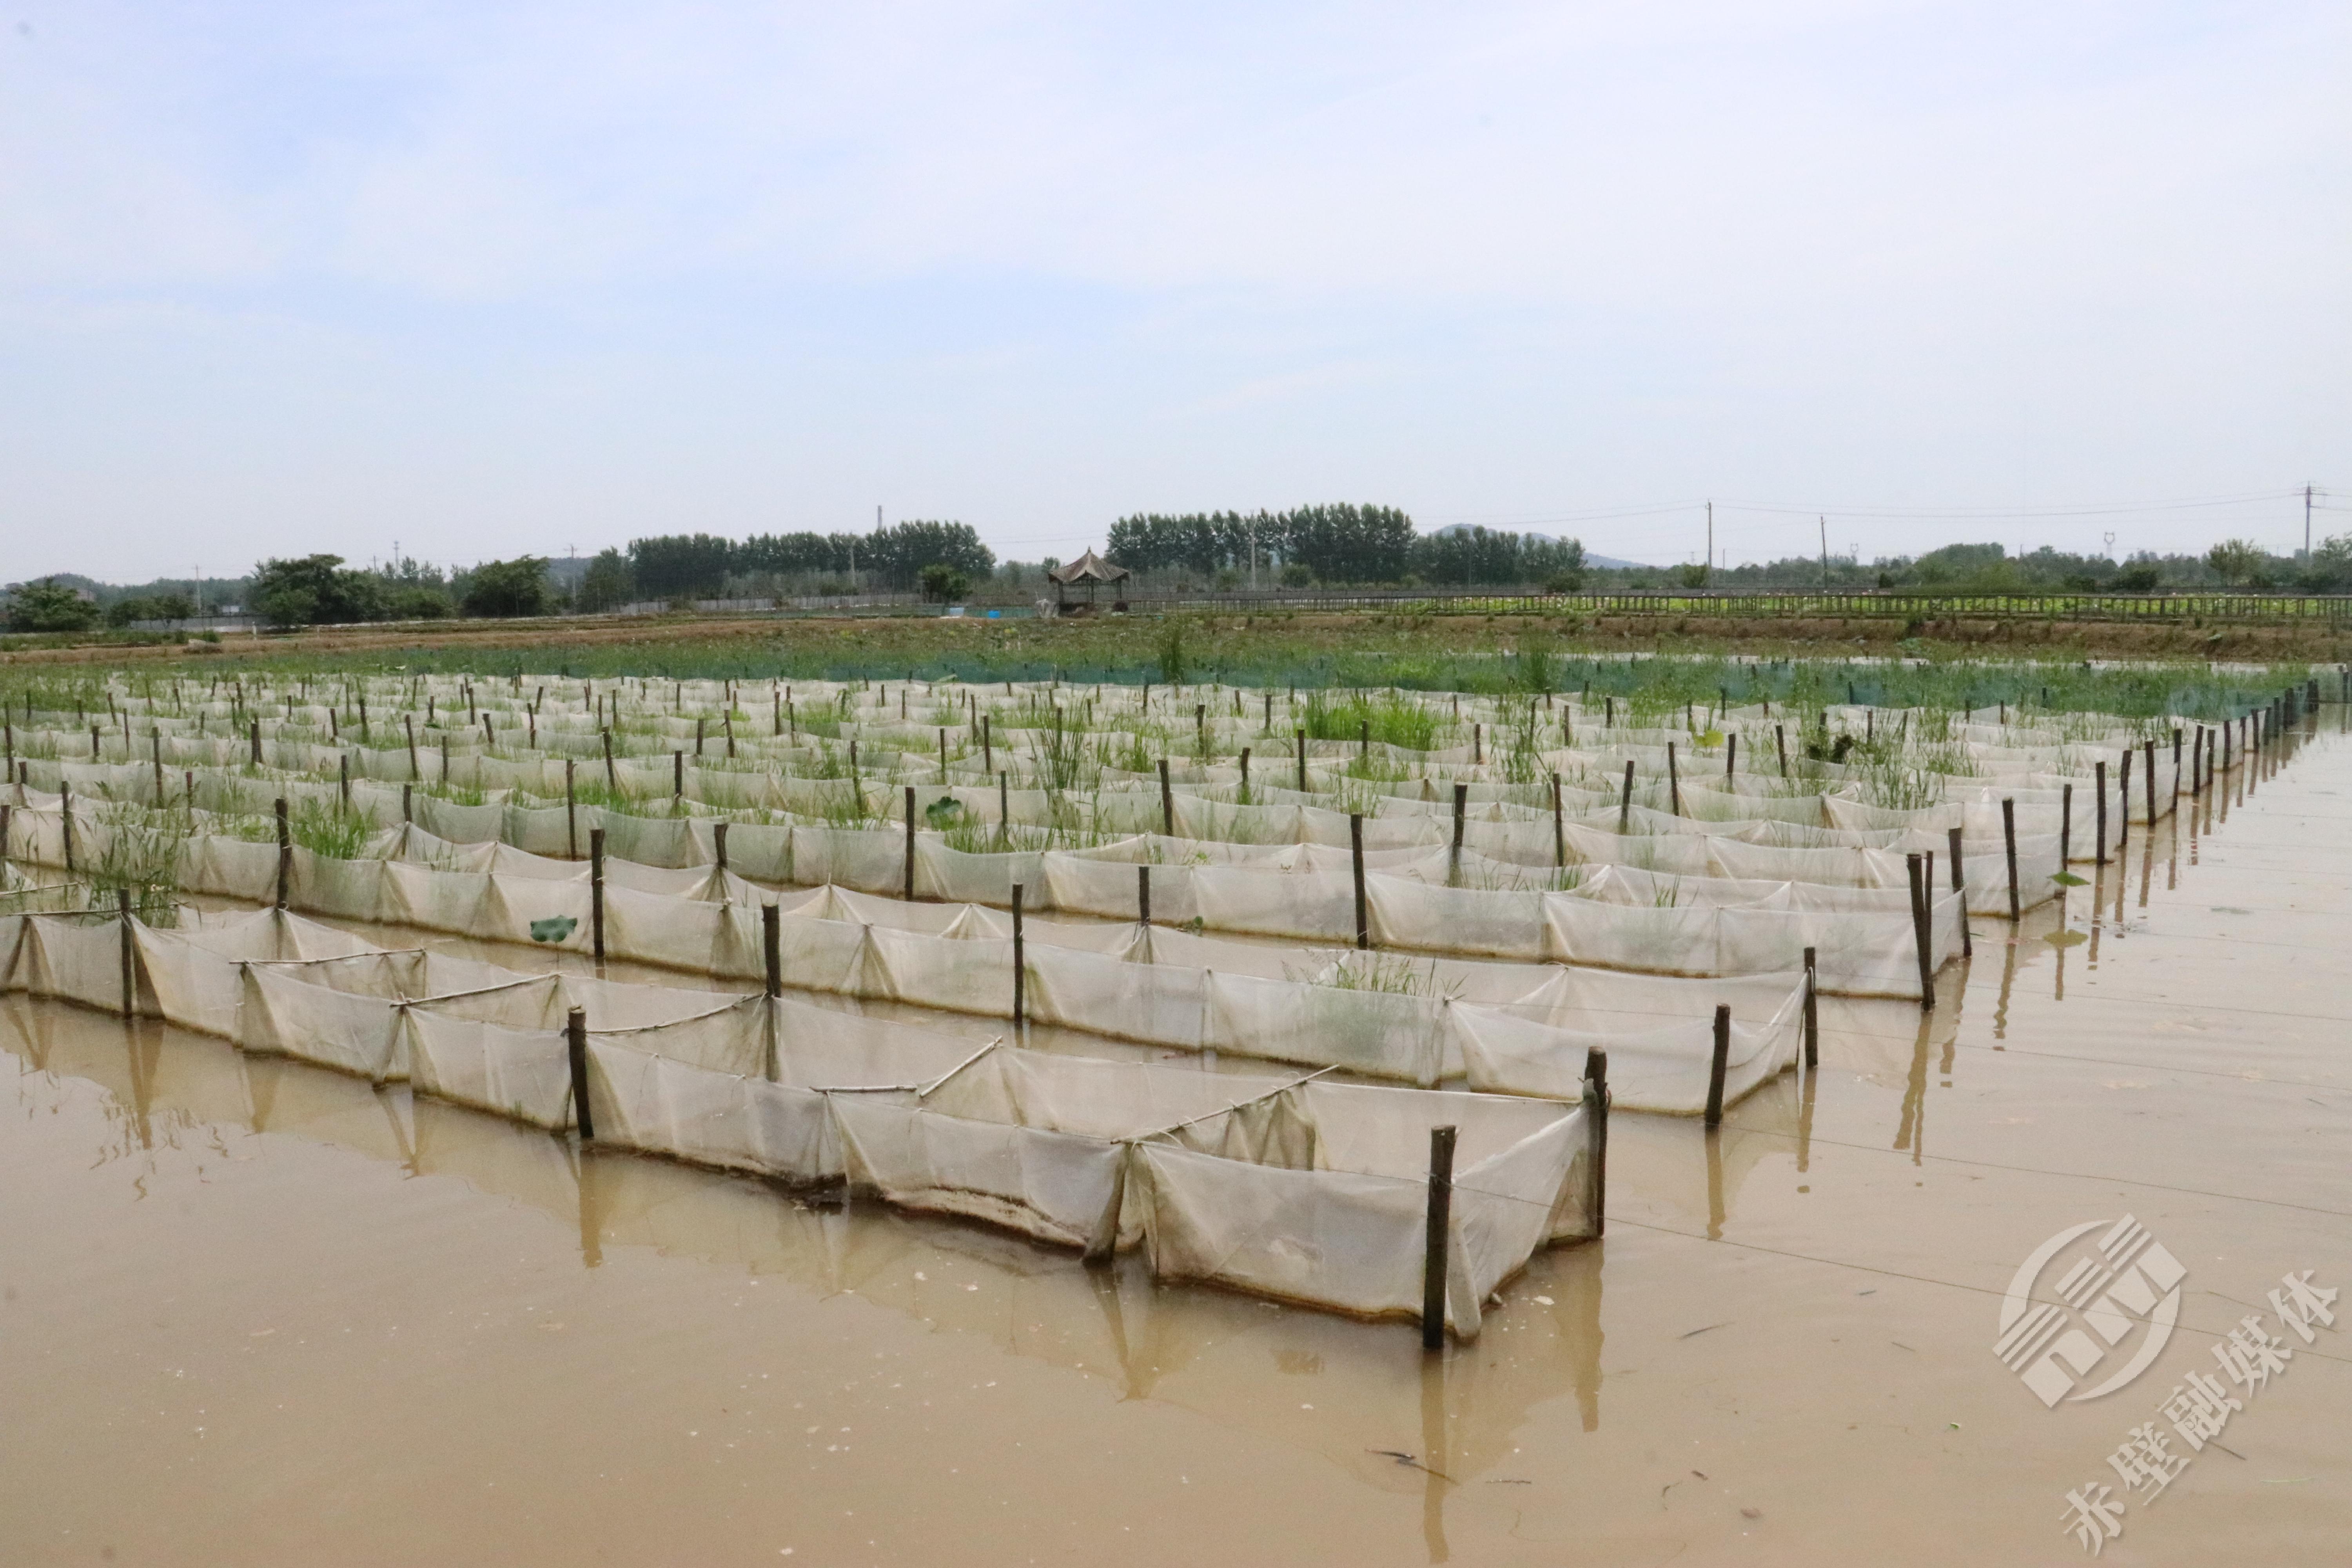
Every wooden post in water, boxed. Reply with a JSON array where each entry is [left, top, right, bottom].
[[274, 797, 290, 910], [2094, 760, 2108, 865], [566, 1007, 594, 1141], [1801, 948, 1818, 1069], [2060, 782, 2073, 867], [1010, 883, 1026, 1028], [762, 902, 781, 998], [1948, 826, 1970, 956], [2002, 797, 2021, 922], [1422, 1125, 1457, 1350], [1704, 1004, 1731, 1127], [1583, 1047, 1609, 1236], [2143, 741, 2156, 830], [1351, 813, 1369, 950], [1905, 851, 1935, 1009], [2118, 753, 2130, 853], [118, 887, 136, 1020], [590, 828, 606, 962], [903, 786, 917, 900]]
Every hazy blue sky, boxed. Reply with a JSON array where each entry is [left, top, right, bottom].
[[3, 1, 2346, 581]]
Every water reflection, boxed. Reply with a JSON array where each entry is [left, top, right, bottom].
[[1893, 1004, 1935, 1164], [1421, 1352, 1448, 1562], [4, 998, 1613, 1519]]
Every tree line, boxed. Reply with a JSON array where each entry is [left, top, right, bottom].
[[605, 522, 996, 604], [2, 554, 560, 633], [1103, 506, 1589, 588], [1618, 537, 2352, 595], [17, 515, 2352, 637]]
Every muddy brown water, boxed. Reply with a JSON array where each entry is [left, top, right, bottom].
[[4, 722, 2347, 1565]]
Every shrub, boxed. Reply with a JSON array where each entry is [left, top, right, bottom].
[[460, 557, 550, 618], [578, 548, 634, 612], [388, 586, 454, 620], [252, 555, 384, 627], [6, 579, 100, 632]]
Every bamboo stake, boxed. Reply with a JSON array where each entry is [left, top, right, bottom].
[[1422, 1125, 1457, 1350], [1011, 882, 1026, 1028], [1801, 947, 1818, 1069], [1948, 826, 1970, 957], [1906, 851, 1935, 1009], [590, 828, 606, 962], [1704, 1004, 1731, 1126], [1351, 813, 1369, 950], [567, 1007, 594, 1140], [2002, 797, 2020, 922]]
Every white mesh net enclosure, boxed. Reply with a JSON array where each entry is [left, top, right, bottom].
[[3, 668, 2282, 1336]]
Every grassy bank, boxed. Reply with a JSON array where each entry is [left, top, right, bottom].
[[0, 609, 2317, 723]]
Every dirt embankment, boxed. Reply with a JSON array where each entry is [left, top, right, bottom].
[[4, 607, 2347, 669]]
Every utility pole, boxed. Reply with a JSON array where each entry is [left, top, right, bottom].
[[1248, 515, 1257, 590], [1818, 517, 1829, 589], [1706, 499, 1714, 582], [2308, 483, 2316, 561]]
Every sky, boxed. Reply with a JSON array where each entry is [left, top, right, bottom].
[[2, 0, 2347, 583]]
